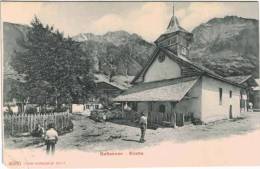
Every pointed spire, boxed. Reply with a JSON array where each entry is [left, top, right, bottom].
[[166, 2, 179, 32], [164, 3, 188, 35], [172, 2, 175, 18]]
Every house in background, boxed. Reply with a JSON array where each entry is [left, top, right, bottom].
[[72, 74, 127, 114], [93, 74, 127, 106], [252, 79, 260, 111], [114, 6, 247, 125], [224, 75, 258, 112]]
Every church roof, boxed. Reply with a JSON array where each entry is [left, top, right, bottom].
[[224, 75, 252, 84], [154, 10, 191, 44], [161, 48, 222, 78], [224, 75, 258, 87], [113, 76, 199, 102], [131, 47, 221, 83], [131, 47, 245, 88]]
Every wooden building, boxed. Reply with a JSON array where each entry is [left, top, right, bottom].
[[72, 74, 126, 113], [92, 74, 126, 107], [113, 6, 248, 126], [252, 79, 260, 111], [224, 75, 258, 112]]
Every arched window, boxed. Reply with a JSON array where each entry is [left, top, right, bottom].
[[159, 104, 166, 113]]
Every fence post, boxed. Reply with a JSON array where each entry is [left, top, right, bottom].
[[30, 114, 33, 132], [11, 115, 14, 136], [54, 114, 56, 127], [65, 112, 68, 128], [61, 113, 64, 130], [42, 114, 45, 129], [33, 114, 36, 131], [21, 114, 24, 133], [182, 113, 185, 126], [17, 115, 19, 133], [174, 112, 176, 128]]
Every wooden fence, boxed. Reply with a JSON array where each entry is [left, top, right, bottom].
[[123, 111, 194, 128], [148, 111, 175, 126], [4, 112, 71, 136]]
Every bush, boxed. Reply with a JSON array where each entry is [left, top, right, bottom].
[[25, 106, 37, 114], [54, 106, 68, 113], [90, 109, 123, 122]]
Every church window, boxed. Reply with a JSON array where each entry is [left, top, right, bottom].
[[219, 88, 223, 105], [181, 47, 187, 55], [158, 54, 165, 62], [168, 37, 177, 45], [229, 90, 232, 98], [168, 40, 172, 45]]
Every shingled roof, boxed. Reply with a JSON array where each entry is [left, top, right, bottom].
[[131, 47, 222, 82], [164, 16, 190, 35], [131, 47, 245, 88], [224, 75, 252, 84], [113, 76, 199, 102], [224, 75, 257, 87], [94, 74, 127, 90], [161, 48, 222, 78]]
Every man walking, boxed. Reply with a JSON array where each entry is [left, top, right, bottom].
[[139, 112, 147, 143], [45, 123, 58, 155]]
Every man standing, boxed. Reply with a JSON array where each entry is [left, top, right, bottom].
[[45, 123, 58, 155], [249, 102, 253, 112], [139, 112, 147, 143]]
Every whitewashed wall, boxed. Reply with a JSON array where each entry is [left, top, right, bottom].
[[174, 80, 202, 119], [72, 104, 84, 113], [144, 55, 181, 82], [201, 76, 241, 123]]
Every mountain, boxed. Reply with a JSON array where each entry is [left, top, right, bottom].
[[73, 31, 155, 76], [3, 22, 29, 102], [189, 16, 259, 77], [2, 16, 259, 102], [3, 22, 29, 76], [73, 31, 145, 46], [3, 16, 259, 80]]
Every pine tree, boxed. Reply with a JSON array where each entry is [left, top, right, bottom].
[[11, 16, 94, 110]]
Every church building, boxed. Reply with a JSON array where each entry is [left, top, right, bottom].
[[113, 6, 247, 125]]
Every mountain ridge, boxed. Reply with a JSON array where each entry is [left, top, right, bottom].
[[3, 15, 259, 79], [189, 15, 259, 77]]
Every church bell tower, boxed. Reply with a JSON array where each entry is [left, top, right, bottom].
[[155, 4, 193, 57]]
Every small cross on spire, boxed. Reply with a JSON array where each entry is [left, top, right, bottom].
[[172, 2, 175, 17]]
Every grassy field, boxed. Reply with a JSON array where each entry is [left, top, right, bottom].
[[4, 112, 260, 152]]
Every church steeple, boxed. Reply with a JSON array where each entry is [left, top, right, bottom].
[[154, 3, 193, 57], [172, 3, 174, 17], [165, 3, 180, 33]]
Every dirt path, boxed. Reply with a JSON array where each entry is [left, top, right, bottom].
[[5, 112, 260, 152]]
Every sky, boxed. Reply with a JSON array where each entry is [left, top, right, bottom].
[[2, 1, 259, 42]]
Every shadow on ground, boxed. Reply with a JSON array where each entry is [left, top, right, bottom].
[[122, 138, 140, 143], [109, 119, 164, 130], [4, 112, 260, 151]]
